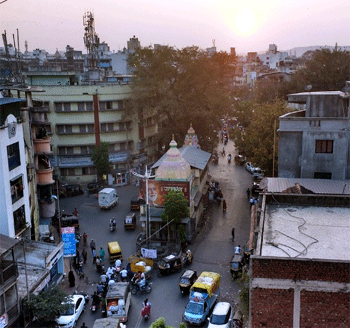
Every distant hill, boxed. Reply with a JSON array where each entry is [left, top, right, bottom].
[[282, 45, 350, 57]]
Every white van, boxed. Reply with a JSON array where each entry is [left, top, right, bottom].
[[98, 188, 119, 209]]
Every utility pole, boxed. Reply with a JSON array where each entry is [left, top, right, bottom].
[[130, 166, 155, 248]]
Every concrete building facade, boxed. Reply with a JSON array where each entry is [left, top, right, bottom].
[[278, 91, 350, 180]]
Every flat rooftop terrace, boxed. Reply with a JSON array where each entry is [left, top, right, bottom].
[[259, 205, 350, 261]]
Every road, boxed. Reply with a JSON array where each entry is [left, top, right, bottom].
[[59, 139, 253, 328]]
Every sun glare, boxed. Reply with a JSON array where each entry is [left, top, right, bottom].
[[235, 8, 255, 35]]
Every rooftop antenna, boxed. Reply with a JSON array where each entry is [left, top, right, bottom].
[[212, 39, 215, 48], [83, 11, 100, 69]]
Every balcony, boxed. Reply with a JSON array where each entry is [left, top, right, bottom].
[[0, 261, 18, 286], [36, 167, 54, 185], [34, 137, 52, 154], [39, 198, 56, 218]]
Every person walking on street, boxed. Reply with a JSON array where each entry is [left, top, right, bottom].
[[73, 208, 78, 216], [83, 232, 87, 246], [82, 248, 87, 264], [231, 227, 235, 242], [246, 188, 251, 199], [99, 247, 105, 262], [92, 249, 97, 264], [90, 239, 96, 253]]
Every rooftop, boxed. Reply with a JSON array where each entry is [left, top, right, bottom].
[[259, 205, 350, 261]]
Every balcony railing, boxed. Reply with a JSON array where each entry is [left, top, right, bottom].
[[34, 138, 52, 154]]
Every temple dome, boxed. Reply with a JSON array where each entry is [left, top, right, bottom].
[[184, 123, 199, 148], [156, 138, 191, 180]]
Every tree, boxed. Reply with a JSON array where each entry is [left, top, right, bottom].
[[231, 99, 288, 177], [91, 142, 112, 184], [291, 48, 350, 92], [150, 317, 187, 328], [22, 285, 70, 326], [160, 190, 190, 243], [127, 46, 236, 151]]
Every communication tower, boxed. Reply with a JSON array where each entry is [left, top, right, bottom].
[[83, 11, 100, 69]]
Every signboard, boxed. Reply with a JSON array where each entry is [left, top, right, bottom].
[[141, 247, 157, 259], [61, 227, 76, 256], [0, 313, 8, 328], [140, 180, 190, 207]]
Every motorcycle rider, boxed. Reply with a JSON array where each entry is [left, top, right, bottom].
[[91, 292, 100, 309], [141, 299, 151, 319], [110, 218, 116, 230]]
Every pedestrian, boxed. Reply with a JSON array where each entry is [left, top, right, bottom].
[[235, 245, 241, 255], [68, 270, 75, 287], [231, 227, 235, 242], [99, 247, 105, 262], [246, 188, 250, 199], [92, 248, 97, 264], [80, 323, 88, 328], [73, 208, 78, 216], [90, 239, 96, 253], [76, 248, 80, 259], [83, 232, 87, 246], [82, 248, 87, 264]]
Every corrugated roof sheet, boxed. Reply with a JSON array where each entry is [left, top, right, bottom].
[[265, 178, 350, 195], [0, 97, 24, 106], [152, 146, 211, 171]]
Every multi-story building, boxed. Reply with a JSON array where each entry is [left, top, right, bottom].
[[0, 96, 31, 238], [249, 177, 350, 328], [258, 43, 288, 70], [278, 90, 350, 179]]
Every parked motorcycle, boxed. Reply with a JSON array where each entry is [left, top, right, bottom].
[[110, 219, 116, 232], [130, 280, 152, 295]]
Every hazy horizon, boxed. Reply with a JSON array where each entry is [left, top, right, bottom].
[[1, 0, 349, 55]]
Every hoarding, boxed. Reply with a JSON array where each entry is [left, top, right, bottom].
[[140, 180, 190, 207], [61, 227, 76, 256]]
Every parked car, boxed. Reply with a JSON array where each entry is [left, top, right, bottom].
[[252, 168, 264, 180], [56, 294, 85, 328], [60, 184, 84, 197], [245, 162, 254, 173], [207, 302, 234, 328]]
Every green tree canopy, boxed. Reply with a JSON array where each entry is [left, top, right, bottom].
[[91, 142, 112, 183], [160, 190, 190, 243], [22, 285, 70, 326], [128, 46, 236, 151], [291, 48, 350, 92], [149, 317, 187, 328], [231, 99, 288, 177]]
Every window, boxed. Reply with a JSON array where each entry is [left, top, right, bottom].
[[314, 172, 332, 179], [7, 142, 21, 170], [108, 123, 114, 132], [78, 102, 85, 111], [57, 125, 64, 134], [10, 176, 24, 204], [119, 122, 125, 131], [117, 100, 124, 110], [65, 125, 72, 134], [109, 144, 115, 152], [99, 102, 106, 110], [119, 143, 126, 150], [315, 140, 333, 153], [63, 103, 71, 111], [82, 167, 96, 175], [55, 103, 63, 112], [88, 125, 94, 133], [60, 168, 76, 176], [79, 125, 86, 133], [13, 205, 26, 235], [66, 147, 73, 155], [86, 102, 93, 111]]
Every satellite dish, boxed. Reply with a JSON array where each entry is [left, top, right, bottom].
[[305, 85, 312, 91]]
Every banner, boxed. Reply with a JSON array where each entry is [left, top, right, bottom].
[[141, 247, 157, 259], [140, 180, 190, 207], [61, 227, 76, 257]]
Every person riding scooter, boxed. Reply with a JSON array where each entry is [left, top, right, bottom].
[[141, 299, 151, 320], [110, 218, 116, 231]]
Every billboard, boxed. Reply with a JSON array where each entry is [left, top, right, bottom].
[[140, 180, 190, 207], [61, 227, 76, 256]]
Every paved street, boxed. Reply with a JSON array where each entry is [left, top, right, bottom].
[[59, 139, 253, 328]]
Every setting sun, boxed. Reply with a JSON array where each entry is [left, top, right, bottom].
[[235, 8, 255, 34]]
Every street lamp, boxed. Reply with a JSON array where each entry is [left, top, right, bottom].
[[130, 165, 155, 248]]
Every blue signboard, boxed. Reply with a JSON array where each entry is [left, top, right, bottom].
[[61, 227, 76, 256]]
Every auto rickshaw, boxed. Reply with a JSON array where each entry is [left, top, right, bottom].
[[124, 213, 136, 230], [108, 241, 123, 263], [179, 269, 198, 295], [230, 254, 244, 279], [157, 252, 183, 277], [60, 215, 79, 232]]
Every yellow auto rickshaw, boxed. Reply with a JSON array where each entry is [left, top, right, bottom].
[[108, 241, 123, 263]]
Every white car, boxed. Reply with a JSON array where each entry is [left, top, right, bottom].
[[245, 162, 254, 173], [56, 294, 85, 328], [208, 302, 234, 328]]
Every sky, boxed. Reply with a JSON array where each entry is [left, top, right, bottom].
[[1, 0, 350, 55]]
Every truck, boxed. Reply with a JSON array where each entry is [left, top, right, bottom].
[[104, 282, 131, 323], [183, 271, 221, 326], [98, 188, 119, 209]]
